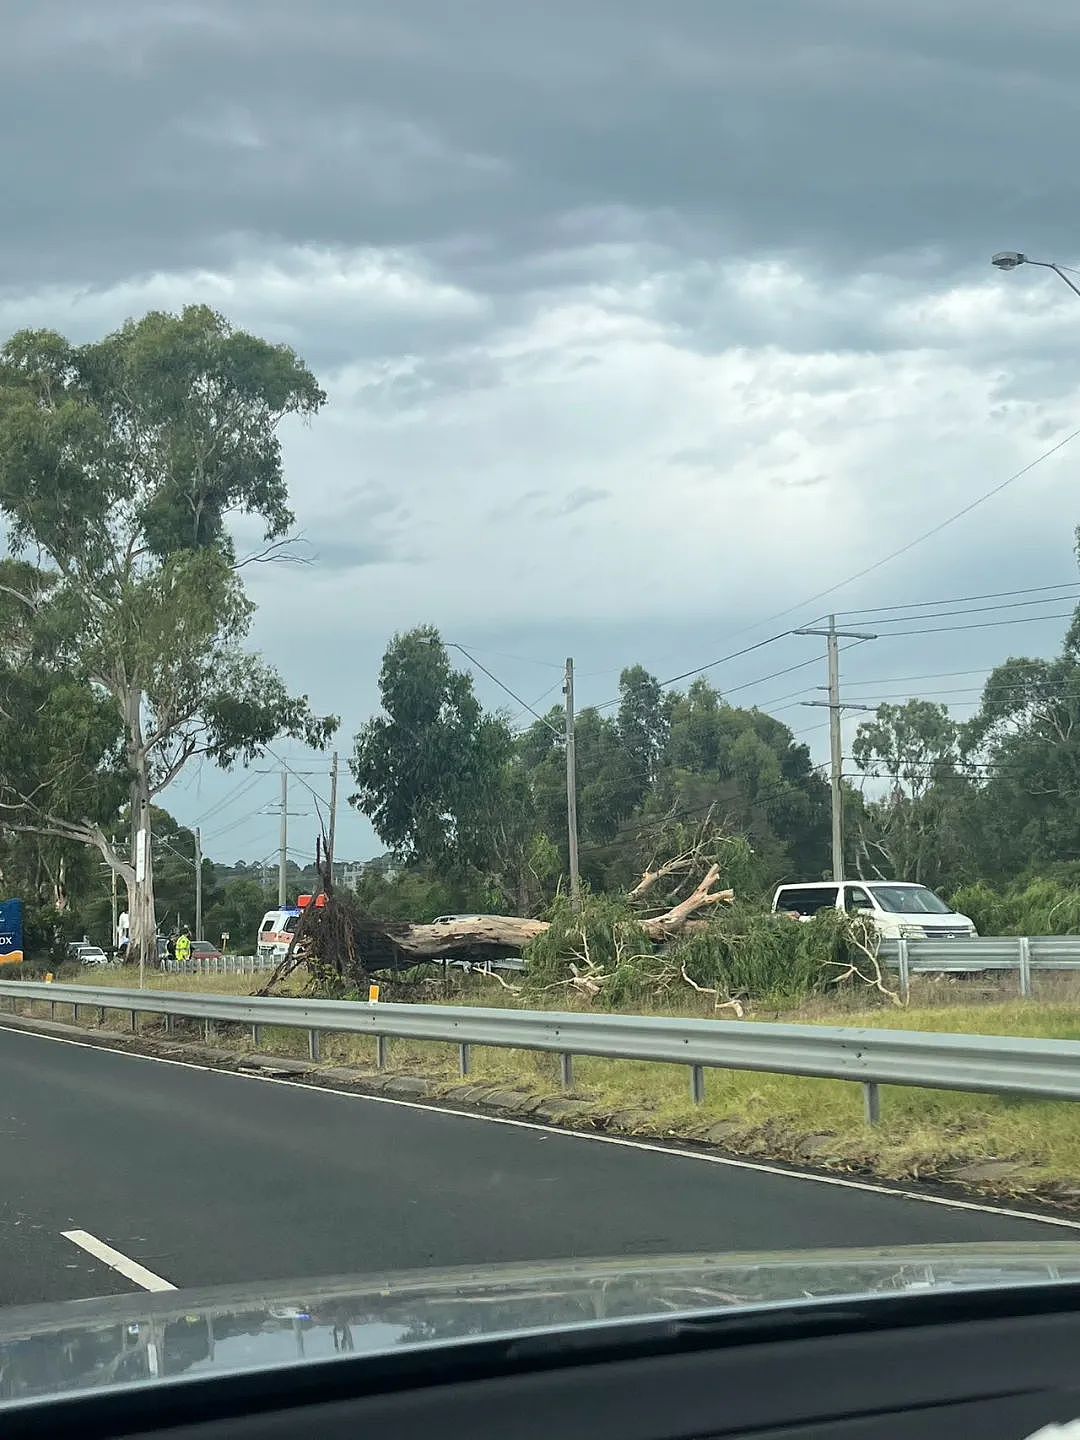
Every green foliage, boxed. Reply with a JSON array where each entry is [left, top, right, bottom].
[[0, 306, 334, 961], [667, 906, 855, 1004], [851, 699, 971, 887], [522, 891, 650, 1001], [349, 865, 489, 923], [521, 892, 886, 1010], [350, 627, 517, 874], [952, 878, 1080, 936], [202, 878, 270, 950]]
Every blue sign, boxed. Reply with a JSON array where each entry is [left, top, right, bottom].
[[0, 899, 24, 966]]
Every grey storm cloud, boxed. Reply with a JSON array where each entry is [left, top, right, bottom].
[[7, 0, 1080, 862], [5, 0, 1080, 300]]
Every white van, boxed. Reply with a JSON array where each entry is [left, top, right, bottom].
[[256, 906, 302, 962], [770, 881, 977, 940]]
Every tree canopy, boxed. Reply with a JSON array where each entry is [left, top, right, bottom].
[[0, 306, 335, 962]]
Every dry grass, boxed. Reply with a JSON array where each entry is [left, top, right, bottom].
[[45, 964, 1080, 1199]]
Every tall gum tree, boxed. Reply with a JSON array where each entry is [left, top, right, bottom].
[[0, 306, 335, 965]]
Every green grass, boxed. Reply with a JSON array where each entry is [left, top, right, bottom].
[[45, 964, 1080, 1200]]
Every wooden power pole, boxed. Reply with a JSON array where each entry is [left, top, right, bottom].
[[194, 825, 203, 941], [795, 615, 876, 882], [564, 656, 581, 911]]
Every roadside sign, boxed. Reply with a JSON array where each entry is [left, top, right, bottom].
[[0, 899, 24, 966]]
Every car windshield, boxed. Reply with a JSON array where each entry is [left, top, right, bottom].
[[868, 886, 953, 915]]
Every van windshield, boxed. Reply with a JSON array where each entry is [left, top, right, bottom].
[[868, 885, 952, 915]]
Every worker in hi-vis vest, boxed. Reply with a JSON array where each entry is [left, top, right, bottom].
[[175, 929, 192, 965]]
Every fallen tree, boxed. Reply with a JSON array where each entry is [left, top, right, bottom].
[[260, 827, 896, 1014], [261, 845, 734, 996], [378, 864, 733, 958]]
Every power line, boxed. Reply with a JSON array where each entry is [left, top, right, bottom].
[[724, 639, 871, 702], [577, 762, 833, 857], [156, 835, 195, 869], [193, 771, 265, 826], [447, 641, 564, 737], [835, 664, 1041, 689], [202, 802, 275, 844], [509, 679, 564, 731], [837, 580, 1080, 618], [883, 609, 1076, 637], [739, 424, 1080, 632], [590, 630, 796, 712], [604, 424, 1080, 706], [857, 593, 1080, 625], [263, 748, 331, 807]]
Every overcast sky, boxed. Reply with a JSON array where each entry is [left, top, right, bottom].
[[5, 0, 1080, 866]]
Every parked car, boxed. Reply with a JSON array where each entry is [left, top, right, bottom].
[[189, 940, 222, 962], [770, 881, 977, 940], [77, 946, 110, 967]]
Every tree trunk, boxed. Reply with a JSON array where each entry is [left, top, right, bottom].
[[127, 751, 157, 977], [335, 869, 735, 966]]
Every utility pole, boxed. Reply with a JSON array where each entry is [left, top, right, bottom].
[[278, 768, 288, 907], [110, 867, 118, 952], [563, 657, 581, 911], [327, 751, 339, 884], [795, 615, 876, 882], [254, 763, 314, 907], [194, 826, 203, 941]]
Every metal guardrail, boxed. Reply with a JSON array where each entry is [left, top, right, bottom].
[[880, 936, 1080, 998], [161, 955, 277, 976], [3, 979, 1080, 1126]]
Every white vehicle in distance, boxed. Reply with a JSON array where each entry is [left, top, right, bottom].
[[770, 881, 978, 940], [76, 945, 110, 967], [256, 906, 301, 964]]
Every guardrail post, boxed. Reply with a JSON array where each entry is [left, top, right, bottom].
[[308, 1029, 321, 1062], [376, 1034, 388, 1068], [50, 1000, 56, 1019], [98, 1006, 106, 1026], [1018, 936, 1032, 998], [559, 1053, 574, 1089], [863, 1082, 881, 1126], [164, 1014, 174, 1034], [897, 938, 910, 1002], [690, 1064, 706, 1104], [130, 1010, 138, 1032], [252, 1024, 263, 1047], [459, 1042, 472, 1077], [204, 1018, 212, 1043]]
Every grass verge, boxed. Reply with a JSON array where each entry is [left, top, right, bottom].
[[43, 965, 1080, 1206]]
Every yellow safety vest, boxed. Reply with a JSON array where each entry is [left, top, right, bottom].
[[176, 935, 191, 963]]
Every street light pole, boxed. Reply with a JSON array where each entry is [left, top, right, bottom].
[[991, 251, 1080, 300]]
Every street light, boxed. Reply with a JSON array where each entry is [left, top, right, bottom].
[[991, 250, 1080, 300]]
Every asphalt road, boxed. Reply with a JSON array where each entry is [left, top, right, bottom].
[[0, 1022, 1072, 1307]]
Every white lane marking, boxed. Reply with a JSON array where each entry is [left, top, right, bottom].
[[61, 1228, 176, 1292], [6, 1019, 1080, 1233]]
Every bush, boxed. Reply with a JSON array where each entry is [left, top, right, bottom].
[[666, 905, 852, 1004], [951, 879, 1080, 936]]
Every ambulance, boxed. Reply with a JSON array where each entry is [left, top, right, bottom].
[[256, 906, 302, 963], [255, 894, 327, 963]]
